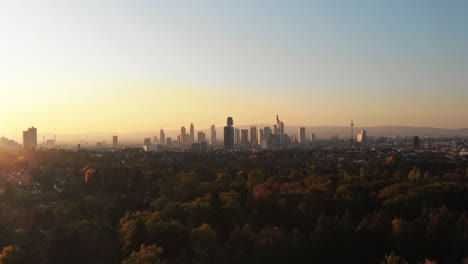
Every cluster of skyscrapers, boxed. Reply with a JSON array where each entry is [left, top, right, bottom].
[[223, 115, 311, 151]]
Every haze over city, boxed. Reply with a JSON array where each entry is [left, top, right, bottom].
[[1, 0, 468, 140]]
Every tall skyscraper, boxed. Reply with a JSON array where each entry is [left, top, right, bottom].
[[357, 130, 367, 143], [264, 127, 272, 142], [210, 125, 216, 144], [240, 129, 249, 144], [181, 126, 187, 143], [190, 123, 195, 141], [143, 138, 151, 146], [22, 127, 37, 150], [310, 133, 316, 142], [166, 137, 172, 147], [113, 135, 118, 149], [257, 128, 264, 145], [250, 126, 257, 145], [298, 127, 306, 144], [160, 129, 165, 145], [224, 117, 234, 151], [198, 131, 206, 143], [234, 128, 240, 145]]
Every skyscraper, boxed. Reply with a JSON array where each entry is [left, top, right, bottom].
[[240, 129, 249, 144], [198, 131, 206, 143], [160, 129, 166, 145], [264, 127, 272, 142], [210, 125, 216, 144], [190, 123, 195, 141], [298, 127, 306, 144], [250, 126, 257, 145], [224, 117, 234, 151], [357, 130, 367, 143], [181, 126, 187, 143], [234, 128, 240, 145], [257, 128, 264, 145], [22, 127, 37, 150], [413, 136, 420, 150], [113, 135, 118, 149]]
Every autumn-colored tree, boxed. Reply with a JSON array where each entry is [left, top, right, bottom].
[[122, 244, 163, 264]]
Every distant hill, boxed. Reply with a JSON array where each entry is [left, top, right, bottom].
[[47, 126, 468, 144]]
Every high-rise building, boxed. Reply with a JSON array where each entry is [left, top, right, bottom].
[[234, 128, 240, 145], [280, 121, 285, 145], [210, 125, 216, 144], [264, 127, 272, 142], [22, 127, 37, 150], [357, 130, 367, 143], [250, 126, 257, 145], [166, 137, 173, 147], [240, 129, 249, 144], [298, 127, 306, 144], [224, 117, 234, 151], [198, 131, 206, 143], [160, 129, 165, 145], [257, 129, 264, 145], [113, 135, 118, 149], [143, 138, 151, 146], [274, 115, 285, 146], [153, 136, 158, 145], [181, 126, 187, 143], [310, 133, 316, 142], [190, 123, 195, 141]]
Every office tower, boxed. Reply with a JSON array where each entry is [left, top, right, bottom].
[[413, 136, 420, 150], [298, 127, 306, 144], [198, 131, 206, 143], [181, 126, 187, 143], [224, 117, 234, 151], [160, 129, 165, 145], [166, 137, 172, 147], [210, 125, 216, 144], [257, 129, 264, 145], [153, 136, 158, 145], [143, 138, 151, 146], [310, 133, 316, 142], [280, 121, 285, 145], [357, 130, 367, 143], [241, 129, 249, 144], [264, 127, 272, 142], [250, 126, 257, 145], [234, 128, 240, 145], [113, 135, 118, 149], [190, 123, 195, 141], [23, 126, 37, 150]]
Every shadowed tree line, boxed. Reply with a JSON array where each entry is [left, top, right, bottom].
[[0, 148, 466, 263]]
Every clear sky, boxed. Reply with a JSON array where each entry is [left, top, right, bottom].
[[1, 0, 467, 139]]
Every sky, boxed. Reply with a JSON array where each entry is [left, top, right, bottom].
[[1, 0, 467, 140]]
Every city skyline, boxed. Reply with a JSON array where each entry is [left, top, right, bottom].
[[1, 1, 468, 137]]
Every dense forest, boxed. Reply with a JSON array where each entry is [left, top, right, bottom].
[[0, 148, 466, 263]]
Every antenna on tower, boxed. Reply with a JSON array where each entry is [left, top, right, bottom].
[[350, 120, 354, 143]]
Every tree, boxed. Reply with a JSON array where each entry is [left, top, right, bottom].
[[190, 223, 217, 264], [0, 245, 26, 264], [247, 170, 265, 190], [122, 244, 163, 264]]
